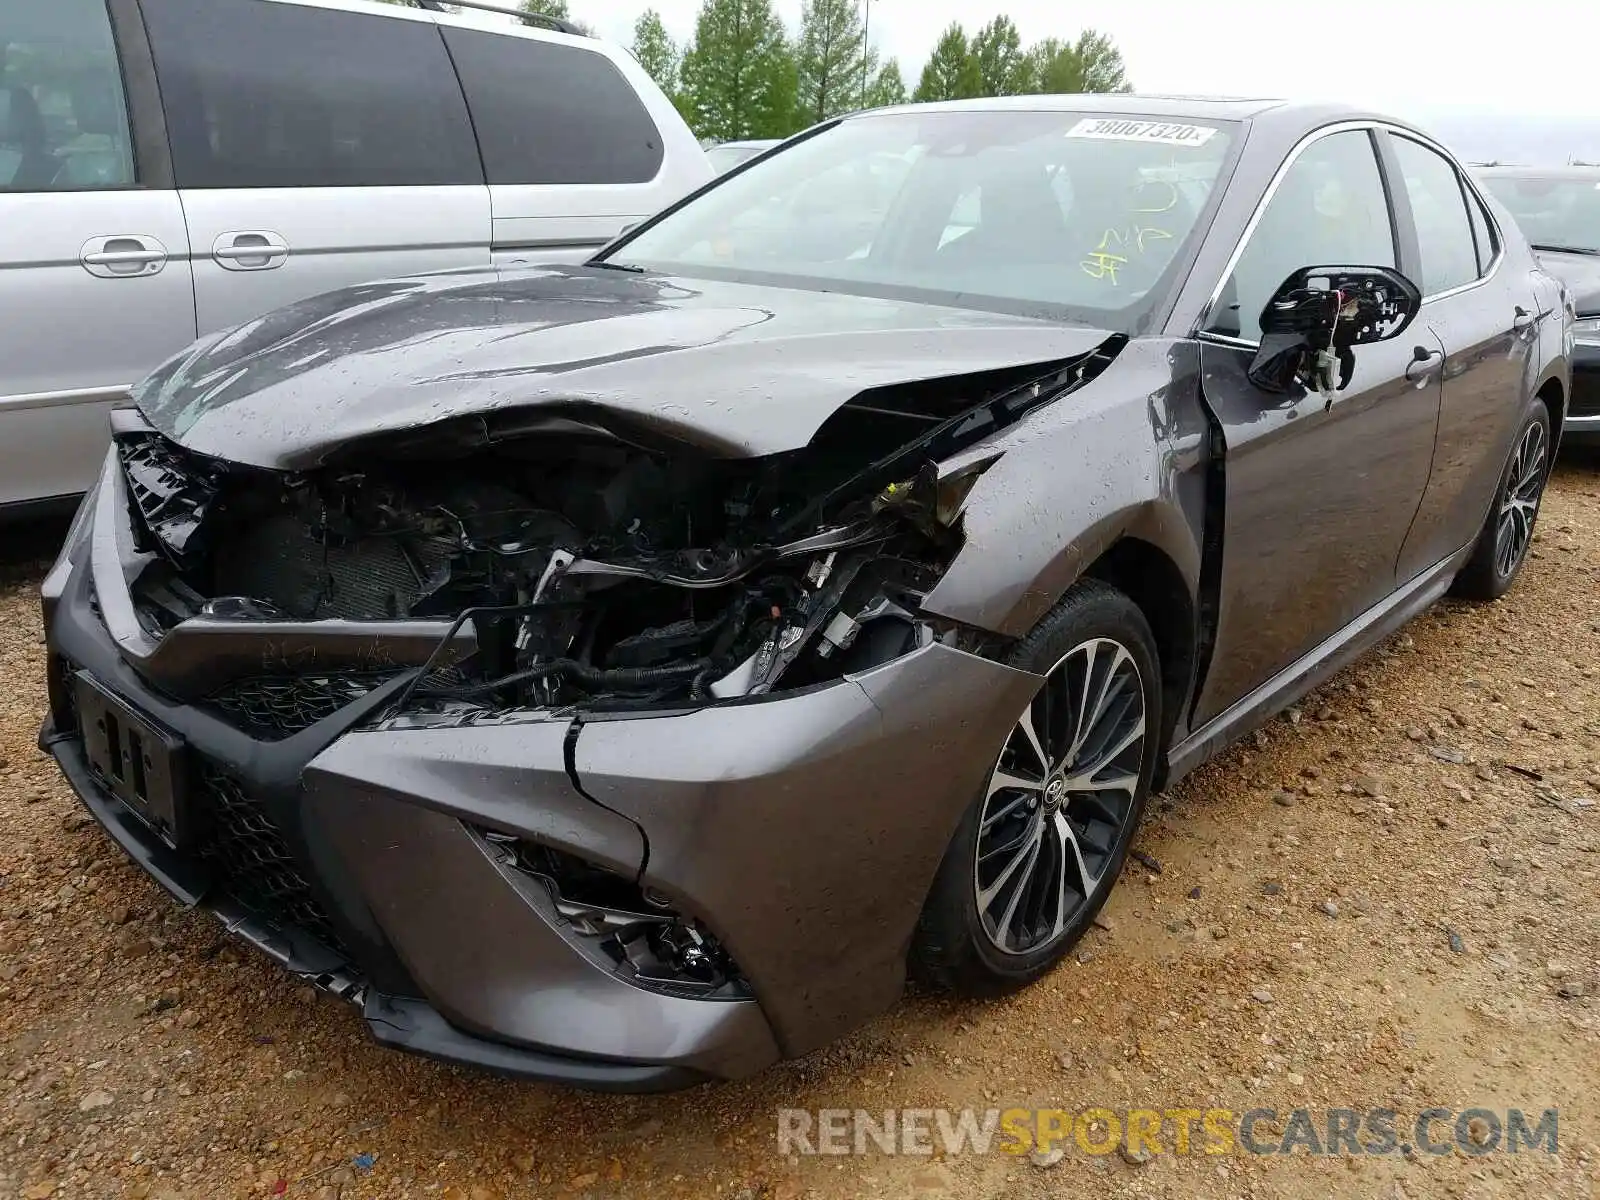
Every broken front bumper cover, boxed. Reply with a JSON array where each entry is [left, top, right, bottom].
[[39, 452, 1042, 1088]]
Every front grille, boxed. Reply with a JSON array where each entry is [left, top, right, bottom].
[[204, 673, 389, 741], [203, 666, 469, 740], [1572, 388, 1599, 419], [195, 763, 349, 957]]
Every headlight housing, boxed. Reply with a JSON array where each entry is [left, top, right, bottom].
[[1574, 316, 1600, 347]]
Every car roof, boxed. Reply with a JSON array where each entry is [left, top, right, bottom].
[[1474, 163, 1600, 179], [856, 93, 1439, 140]]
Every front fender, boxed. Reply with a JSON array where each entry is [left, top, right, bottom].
[[921, 338, 1210, 639]]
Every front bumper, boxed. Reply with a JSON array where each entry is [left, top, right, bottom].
[[40, 449, 1041, 1087]]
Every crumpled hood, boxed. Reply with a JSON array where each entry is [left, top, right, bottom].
[[135, 264, 1116, 469], [1535, 249, 1600, 316]]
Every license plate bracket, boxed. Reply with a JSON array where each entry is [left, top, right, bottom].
[[74, 672, 189, 850]]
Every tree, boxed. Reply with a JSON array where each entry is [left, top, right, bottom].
[[913, 23, 980, 103], [795, 0, 870, 124], [1023, 29, 1131, 95], [970, 15, 1026, 97], [865, 58, 907, 108], [1069, 30, 1132, 93], [520, 0, 594, 35], [679, 0, 798, 141], [790, 0, 870, 125], [630, 9, 681, 99]]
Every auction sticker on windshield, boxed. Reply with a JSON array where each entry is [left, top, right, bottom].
[[1066, 118, 1218, 147]]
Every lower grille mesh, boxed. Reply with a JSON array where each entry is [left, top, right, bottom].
[[195, 763, 349, 957]]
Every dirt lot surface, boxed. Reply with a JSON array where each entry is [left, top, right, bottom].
[[2, 457, 1598, 1200]]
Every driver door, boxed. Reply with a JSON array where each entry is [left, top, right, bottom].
[[1191, 127, 1443, 727]]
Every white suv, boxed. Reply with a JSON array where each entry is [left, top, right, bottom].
[[0, 0, 711, 517]]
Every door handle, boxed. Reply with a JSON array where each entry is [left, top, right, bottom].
[[1404, 346, 1443, 383], [80, 235, 168, 278], [212, 231, 289, 271]]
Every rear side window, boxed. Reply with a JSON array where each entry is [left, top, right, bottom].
[[0, 0, 134, 190], [1466, 185, 1498, 275], [1391, 136, 1480, 295], [142, 0, 480, 189], [442, 28, 664, 186]]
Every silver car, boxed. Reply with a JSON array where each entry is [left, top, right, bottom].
[[0, 0, 712, 518]]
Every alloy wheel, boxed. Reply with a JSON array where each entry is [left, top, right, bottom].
[[1494, 419, 1547, 579], [972, 637, 1147, 955]]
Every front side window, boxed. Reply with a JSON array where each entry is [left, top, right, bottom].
[[0, 0, 134, 190], [1392, 136, 1480, 295], [1208, 130, 1395, 341], [609, 111, 1238, 328], [1479, 171, 1600, 256], [142, 0, 480, 189]]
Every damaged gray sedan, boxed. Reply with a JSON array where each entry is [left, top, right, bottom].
[[40, 96, 1571, 1089]]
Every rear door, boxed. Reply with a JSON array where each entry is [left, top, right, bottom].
[[437, 21, 711, 266], [1384, 132, 1539, 579], [138, 0, 490, 336], [0, 0, 194, 509]]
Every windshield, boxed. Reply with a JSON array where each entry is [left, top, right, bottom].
[[1480, 173, 1600, 254], [607, 110, 1239, 328]]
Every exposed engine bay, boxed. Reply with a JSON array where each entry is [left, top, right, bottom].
[[119, 340, 1121, 716]]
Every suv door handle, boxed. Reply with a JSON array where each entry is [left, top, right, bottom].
[[1404, 346, 1443, 383], [80, 235, 168, 278], [212, 231, 289, 271]]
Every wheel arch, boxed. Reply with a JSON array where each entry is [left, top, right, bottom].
[[1534, 374, 1565, 448], [1080, 537, 1197, 790]]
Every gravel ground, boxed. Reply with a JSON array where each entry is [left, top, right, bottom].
[[2, 457, 1598, 1200]]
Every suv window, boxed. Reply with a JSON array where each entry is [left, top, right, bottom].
[[1392, 136, 1480, 295], [0, 0, 134, 190], [442, 28, 664, 186], [1209, 130, 1395, 341], [142, 0, 480, 190]]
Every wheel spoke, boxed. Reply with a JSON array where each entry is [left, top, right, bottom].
[[1016, 702, 1051, 775], [980, 789, 1033, 833], [993, 832, 1043, 950], [986, 768, 1042, 801]]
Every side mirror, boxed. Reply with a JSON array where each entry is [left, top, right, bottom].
[[1247, 265, 1422, 394]]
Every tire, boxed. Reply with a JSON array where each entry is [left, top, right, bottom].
[[910, 579, 1161, 996], [1451, 397, 1552, 602]]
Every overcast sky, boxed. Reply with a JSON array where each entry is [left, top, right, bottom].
[[581, 0, 1597, 121]]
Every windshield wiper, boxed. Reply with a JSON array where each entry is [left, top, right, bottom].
[[589, 260, 646, 273], [1532, 242, 1600, 256]]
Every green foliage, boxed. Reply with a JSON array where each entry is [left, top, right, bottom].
[[679, 0, 798, 142], [913, 24, 979, 103], [865, 58, 907, 109], [970, 15, 1026, 97], [520, 0, 568, 16], [630, 9, 681, 99], [1025, 29, 1131, 94], [796, 0, 870, 125]]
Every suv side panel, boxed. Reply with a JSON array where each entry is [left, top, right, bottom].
[[0, 0, 195, 509], [435, 20, 713, 265], [139, 0, 493, 335]]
